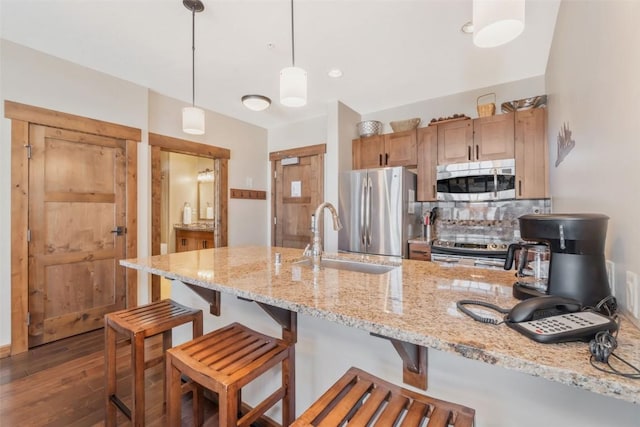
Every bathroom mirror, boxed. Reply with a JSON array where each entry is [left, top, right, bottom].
[[198, 180, 215, 220]]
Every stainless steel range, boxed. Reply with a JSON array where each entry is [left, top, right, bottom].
[[430, 237, 511, 269]]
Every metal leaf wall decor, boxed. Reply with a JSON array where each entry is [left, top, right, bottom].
[[555, 122, 575, 167]]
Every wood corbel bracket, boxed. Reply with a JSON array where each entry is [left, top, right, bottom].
[[371, 333, 428, 390], [184, 284, 221, 316], [237, 297, 298, 344]]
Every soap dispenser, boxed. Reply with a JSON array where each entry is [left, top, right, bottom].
[[183, 202, 192, 225]]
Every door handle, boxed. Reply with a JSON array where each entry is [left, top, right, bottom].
[[111, 226, 125, 236], [366, 177, 373, 246]]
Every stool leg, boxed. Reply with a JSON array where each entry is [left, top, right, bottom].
[[282, 346, 295, 426], [105, 323, 117, 427], [193, 311, 203, 339], [162, 328, 172, 412], [132, 333, 146, 427], [166, 353, 183, 427], [192, 384, 204, 427], [219, 385, 239, 427]]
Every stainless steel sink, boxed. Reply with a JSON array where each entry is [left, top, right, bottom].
[[294, 258, 395, 274]]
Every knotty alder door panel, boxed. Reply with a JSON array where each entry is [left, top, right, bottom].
[[273, 155, 323, 249], [28, 124, 127, 347]]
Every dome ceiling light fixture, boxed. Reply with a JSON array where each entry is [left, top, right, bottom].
[[182, 0, 205, 135], [472, 0, 525, 48], [279, 0, 307, 107], [241, 94, 271, 111]]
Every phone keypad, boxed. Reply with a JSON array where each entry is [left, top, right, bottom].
[[519, 311, 610, 336]]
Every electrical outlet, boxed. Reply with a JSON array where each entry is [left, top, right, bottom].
[[605, 260, 615, 295], [626, 271, 639, 318]]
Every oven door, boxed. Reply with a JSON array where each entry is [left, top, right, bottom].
[[431, 247, 507, 269]]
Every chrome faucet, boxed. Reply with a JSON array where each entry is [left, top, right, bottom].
[[303, 202, 343, 271]]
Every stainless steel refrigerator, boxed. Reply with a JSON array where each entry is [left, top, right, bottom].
[[338, 167, 419, 258]]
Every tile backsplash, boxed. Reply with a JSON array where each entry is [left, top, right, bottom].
[[420, 199, 552, 242]]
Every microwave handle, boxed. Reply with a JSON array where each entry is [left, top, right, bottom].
[[493, 168, 498, 198]]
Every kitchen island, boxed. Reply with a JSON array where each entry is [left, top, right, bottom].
[[121, 246, 640, 426]]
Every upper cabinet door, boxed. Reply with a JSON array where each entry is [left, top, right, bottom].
[[417, 126, 437, 201], [437, 119, 473, 164], [473, 113, 515, 161], [384, 129, 417, 167], [515, 108, 548, 199], [353, 135, 385, 169]]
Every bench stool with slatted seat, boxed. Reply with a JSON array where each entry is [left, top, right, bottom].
[[165, 322, 294, 427], [291, 367, 475, 427], [105, 299, 203, 427]]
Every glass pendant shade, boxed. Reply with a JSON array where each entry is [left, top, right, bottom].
[[473, 0, 525, 48], [280, 66, 307, 107], [182, 106, 205, 135]]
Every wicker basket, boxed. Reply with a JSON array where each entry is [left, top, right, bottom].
[[390, 118, 421, 132], [477, 93, 496, 117], [357, 120, 383, 137]]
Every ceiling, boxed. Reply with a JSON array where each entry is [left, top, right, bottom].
[[0, 0, 560, 130]]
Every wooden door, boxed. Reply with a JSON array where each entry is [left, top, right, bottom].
[[436, 119, 473, 165], [515, 108, 549, 199], [352, 135, 384, 169], [417, 126, 438, 201], [473, 113, 515, 161], [28, 124, 127, 346], [385, 130, 417, 167], [271, 145, 325, 249]]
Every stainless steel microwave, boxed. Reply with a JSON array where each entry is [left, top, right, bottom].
[[436, 158, 516, 201]]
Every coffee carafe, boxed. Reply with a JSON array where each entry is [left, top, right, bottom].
[[504, 243, 550, 293], [506, 213, 613, 310]]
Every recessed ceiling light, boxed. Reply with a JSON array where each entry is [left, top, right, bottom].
[[241, 95, 271, 111], [461, 21, 474, 34], [328, 68, 343, 78]]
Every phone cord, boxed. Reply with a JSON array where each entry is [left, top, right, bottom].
[[456, 300, 510, 325]]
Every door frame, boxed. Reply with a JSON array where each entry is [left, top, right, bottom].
[[6, 100, 140, 355], [148, 133, 230, 301], [269, 143, 326, 246]]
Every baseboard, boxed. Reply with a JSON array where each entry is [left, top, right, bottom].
[[0, 344, 11, 359]]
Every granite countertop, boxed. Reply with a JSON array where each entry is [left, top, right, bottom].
[[173, 223, 215, 231], [120, 246, 640, 404]]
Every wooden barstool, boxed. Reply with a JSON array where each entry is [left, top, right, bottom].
[[165, 322, 294, 427], [105, 299, 203, 427], [292, 367, 475, 427]]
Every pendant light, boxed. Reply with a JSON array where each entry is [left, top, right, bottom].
[[280, 0, 307, 107], [182, 0, 205, 135], [473, 0, 525, 48]]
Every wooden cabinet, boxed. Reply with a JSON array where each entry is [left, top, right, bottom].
[[473, 113, 515, 161], [436, 114, 514, 165], [416, 126, 437, 201], [175, 228, 214, 253], [436, 119, 473, 164], [408, 242, 431, 261], [352, 129, 417, 169], [515, 108, 548, 199]]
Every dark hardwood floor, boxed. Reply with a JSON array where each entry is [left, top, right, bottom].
[[0, 328, 218, 426]]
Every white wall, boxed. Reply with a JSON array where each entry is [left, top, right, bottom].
[[546, 1, 640, 318], [0, 41, 269, 347], [148, 91, 269, 248], [0, 40, 149, 346]]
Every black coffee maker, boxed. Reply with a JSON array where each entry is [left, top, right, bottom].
[[506, 213, 613, 309]]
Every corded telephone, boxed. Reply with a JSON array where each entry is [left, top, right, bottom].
[[457, 295, 618, 344], [504, 296, 618, 344]]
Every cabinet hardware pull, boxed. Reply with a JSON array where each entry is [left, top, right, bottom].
[[518, 180, 522, 196], [467, 146, 471, 161], [412, 250, 429, 254], [385, 153, 389, 165], [475, 145, 479, 160], [432, 185, 436, 198], [379, 154, 382, 166], [182, 238, 186, 246]]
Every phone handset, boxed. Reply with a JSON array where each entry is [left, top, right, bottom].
[[505, 295, 582, 323]]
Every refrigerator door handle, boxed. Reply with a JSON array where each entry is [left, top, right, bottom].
[[360, 178, 367, 245], [366, 176, 373, 246]]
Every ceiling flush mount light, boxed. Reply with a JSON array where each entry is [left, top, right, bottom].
[[182, 0, 205, 135], [473, 0, 525, 48], [280, 0, 307, 107], [241, 94, 271, 111], [461, 21, 474, 34], [328, 68, 343, 78]]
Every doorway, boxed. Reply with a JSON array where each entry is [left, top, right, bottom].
[[270, 144, 326, 248], [7, 101, 140, 355], [149, 133, 230, 301]]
